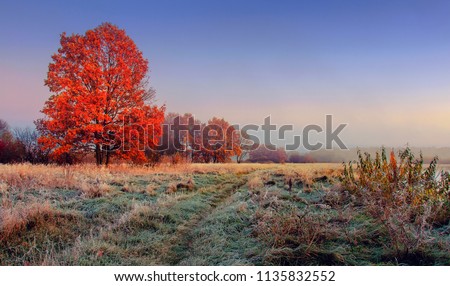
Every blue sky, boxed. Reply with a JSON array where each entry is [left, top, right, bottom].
[[1, 0, 450, 147]]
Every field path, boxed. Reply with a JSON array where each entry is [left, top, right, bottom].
[[159, 176, 248, 265]]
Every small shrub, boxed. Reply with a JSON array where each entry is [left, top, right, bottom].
[[166, 182, 178, 194], [80, 181, 112, 198], [121, 183, 139, 193], [341, 147, 450, 258], [166, 178, 195, 194], [146, 185, 157, 196], [342, 147, 450, 220], [247, 176, 263, 190], [177, 177, 195, 191]]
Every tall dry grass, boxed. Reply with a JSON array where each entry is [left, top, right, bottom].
[[341, 147, 450, 258], [0, 162, 341, 193], [0, 199, 82, 247]]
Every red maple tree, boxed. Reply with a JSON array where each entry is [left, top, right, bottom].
[[36, 23, 164, 165]]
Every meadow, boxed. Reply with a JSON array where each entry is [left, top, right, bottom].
[[0, 158, 449, 265]]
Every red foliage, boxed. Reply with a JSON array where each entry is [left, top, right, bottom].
[[196, 117, 241, 163], [37, 23, 164, 165]]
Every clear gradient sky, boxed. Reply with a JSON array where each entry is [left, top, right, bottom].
[[1, 0, 450, 148]]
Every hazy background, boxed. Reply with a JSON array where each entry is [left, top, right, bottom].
[[1, 0, 450, 149]]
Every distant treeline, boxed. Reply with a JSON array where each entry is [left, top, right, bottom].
[[2, 118, 449, 165], [236, 145, 450, 164]]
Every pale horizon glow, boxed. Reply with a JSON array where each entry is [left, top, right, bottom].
[[1, 0, 450, 148]]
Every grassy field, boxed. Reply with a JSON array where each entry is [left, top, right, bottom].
[[0, 162, 449, 266]]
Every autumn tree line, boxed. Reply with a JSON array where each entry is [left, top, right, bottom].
[[0, 23, 317, 166], [0, 116, 318, 165]]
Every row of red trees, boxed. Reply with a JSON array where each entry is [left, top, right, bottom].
[[1, 116, 316, 165], [0, 23, 315, 165], [151, 113, 241, 164]]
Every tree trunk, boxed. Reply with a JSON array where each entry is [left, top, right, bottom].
[[95, 144, 102, 165], [105, 149, 110, 166]]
